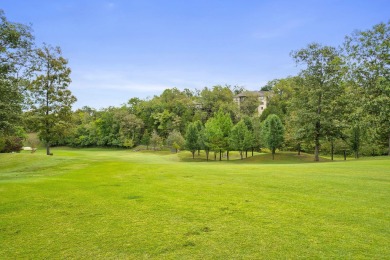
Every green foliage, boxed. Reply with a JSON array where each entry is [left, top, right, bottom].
[[141, 129, 151, 149], [239, 92, 260, 116], [203, 110, 233, 156], [199, 85, 238, 121], [260, 77, 296, 123], [0, 135, 23, 153], [28, 44, 76, 155], [262, 114, 284, 159], [123, 138, 134, 149], [289, 43, 345, 161], [150, 130, 163, 150], [229, 120, 252, 159], [166, 130, 185, 152], [344, 21, 390, 155], [185, 122, 200, 158], [0, 10, 34, 136]]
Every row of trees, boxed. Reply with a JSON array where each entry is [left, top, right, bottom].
[[0, 10, 76, 154], [185, 112, 283, 160], [1, 9, 388, 160]]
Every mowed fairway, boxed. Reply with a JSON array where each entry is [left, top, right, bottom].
[[0, 148, 389, 259]]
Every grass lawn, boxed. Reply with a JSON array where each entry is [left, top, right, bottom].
[[0, 148, 389, 259]]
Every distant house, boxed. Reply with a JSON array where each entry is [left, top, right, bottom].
[[233, 90, 268, 115]]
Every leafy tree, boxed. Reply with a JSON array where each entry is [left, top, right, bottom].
[[28, 44, 76, 155], [252, 117, 263, 152], [261, 79, 280, 91], [166, 130, 185, 153], [0, 135, 23, 153], [229, 120, 252, 159], [0, 10, 34, 137], [262, 114, 284, 160], [239, 92, 261, 116], [260, 77, 296, 123], [141, 129, 151, 149], [199, 85, 238, 122], [150, 130, 163, 150], [344, 21, 390, 155], [185, 122, 200, 158], [290, 43, 345, 161], [203, 110, 233, 160], [119, 113, 144, 144], [203, 117, 224, 160], [242, 116, 255, 156]]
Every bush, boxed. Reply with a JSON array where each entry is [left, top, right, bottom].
[[0, 136, 24, 153]]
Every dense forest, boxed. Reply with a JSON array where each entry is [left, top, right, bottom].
[[1, 10, 389, 160]]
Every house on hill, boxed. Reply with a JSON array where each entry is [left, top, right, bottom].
[[233, 90, 268, 115]]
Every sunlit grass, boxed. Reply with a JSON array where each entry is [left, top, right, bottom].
[[0, 148, 389, 258]]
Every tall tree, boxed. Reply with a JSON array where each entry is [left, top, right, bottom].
[[185, 122, 200, 159], [344, 21, 390, 155], [203, 117, 224, 160], [28, 44, 76, 155], [229, 120, 252, 159], [290, 43, 345, 161], [262, 114, 284, 160], [150, 130, 163, 150], [0, 10, 34, 138], [166, 130, 185, 153], [141, 129, 151, 149]]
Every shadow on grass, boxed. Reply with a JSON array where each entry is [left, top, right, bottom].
[[178, 151, 333, 164]]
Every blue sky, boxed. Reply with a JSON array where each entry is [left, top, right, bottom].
[[2, 0, 389, 109]]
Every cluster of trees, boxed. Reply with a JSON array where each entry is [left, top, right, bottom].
[[0, 10, 76, 155], [265, 21, 389, 160], [1, 9, 388, 160]]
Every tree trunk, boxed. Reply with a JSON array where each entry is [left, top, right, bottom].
[[219, 149, 222, 161], [272, 148, 275, 160], [45, 87, 51, 156], [227, 150, 229, 161], [252, 147, 253, 157], [192, 151, 195, 159], [314, 121, 320, 162], [298, 143, 301, 155], [206, 149, 209, 161], [245, 150, 247, 158], [240, 151, 243, 160], [46, 143, 51, 156], [331, 141, 334, 161], [314, 93, 322, 162], [214, 152, 216, 161]]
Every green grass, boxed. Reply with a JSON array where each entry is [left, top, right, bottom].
[[1, 148, 389, 259]]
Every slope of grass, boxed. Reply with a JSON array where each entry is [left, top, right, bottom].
[[0, 148, 389, 258]]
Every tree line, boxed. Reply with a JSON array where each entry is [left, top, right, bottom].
[[0, 9, 389, 160]]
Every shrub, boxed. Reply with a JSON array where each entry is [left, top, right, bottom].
[[0, 136, 23, 153]]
